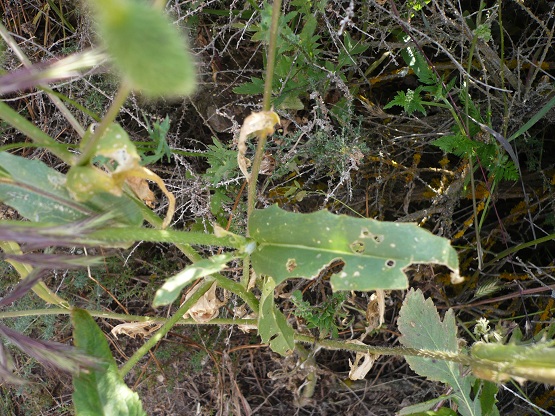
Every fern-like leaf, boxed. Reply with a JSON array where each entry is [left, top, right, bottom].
[[384, 86, 427, 116]]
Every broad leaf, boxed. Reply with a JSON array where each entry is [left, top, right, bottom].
[[0, 152, 93, 223], [152, 253, 236, 307], [258, 276, 295, 356], [398, 289, 481, 416], [248, 205, 460, 291], [0, 152, 143, 226], [72, 308, 146, 416]]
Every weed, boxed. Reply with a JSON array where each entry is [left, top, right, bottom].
[[0, 0, 554, 414]]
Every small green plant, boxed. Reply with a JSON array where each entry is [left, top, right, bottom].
[[290, 290, 349, 339], [384, 44, 518, 183], [1, 0, 555, 415]]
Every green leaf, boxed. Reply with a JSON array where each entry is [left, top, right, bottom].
[[478, 381, 499, 416], [401, 45, 435, 85], [383, 87, 427, 116], [399, 396, 457, 415], [152, 253, 236, 307], [88, 0, 195, 97], [0, 152, 94, 223], [258, 276, 295, 356], [72, 308, 146, 416], [0, 152, 143, 226], [398, 289, 481, 416], [233, 77, 265, 95], [248, 205, 459, 291]]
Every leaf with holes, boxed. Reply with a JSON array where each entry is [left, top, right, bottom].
[[248, 205, 460, 291]]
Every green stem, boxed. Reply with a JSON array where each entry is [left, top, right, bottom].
[[119, 279, 214, 377], [133, 196, 260, 312], [247, 0, 282, 219], [262, 0, 282, 112], [87, 227, 247, 249], [0, 307, 256, 326], [294, 334, 473, 365], [77, 82, 132, 166]]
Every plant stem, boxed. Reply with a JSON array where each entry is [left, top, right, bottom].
[[262, 0, 282, 112], [247, 0, 282, 219], [77, 82, 132, 166], [119, 279, 214, 377], [294, 333, 473, 365], [87, 227, 247, 249], [0, 308, 256, 326]]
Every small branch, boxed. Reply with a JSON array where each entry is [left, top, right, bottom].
[[119, 279, 213, 377]]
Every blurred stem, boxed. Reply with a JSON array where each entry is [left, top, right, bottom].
[[262, 0, 281, 112]]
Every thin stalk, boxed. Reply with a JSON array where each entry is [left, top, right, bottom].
[[119, 279, 213, 377], [294, 334, 473, 365], [0, 308, 256, 326], [246, 0, 282, 220], [86, 226, 247, 249], [262, 0, 282, 113], [77, 82, 132, 166]]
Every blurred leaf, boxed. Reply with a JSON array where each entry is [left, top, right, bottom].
[[399, 396, 457, 415], [398, 289, 481, 416], [471, 341, 555, 385], [72, 308, 146, 416], [249, 205, 460, 291], [87, 0, 195, 97], [233, 77, 265, 95]]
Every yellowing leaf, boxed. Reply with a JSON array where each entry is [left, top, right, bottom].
[[125, 176, 156, 208], [74, 124, 175, 228], [237, 111, 280, 181]]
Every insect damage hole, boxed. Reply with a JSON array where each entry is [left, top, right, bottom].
[[385, 259, 395, 268], [286, 258, 297, 272], [350, 240, 365, 254]]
